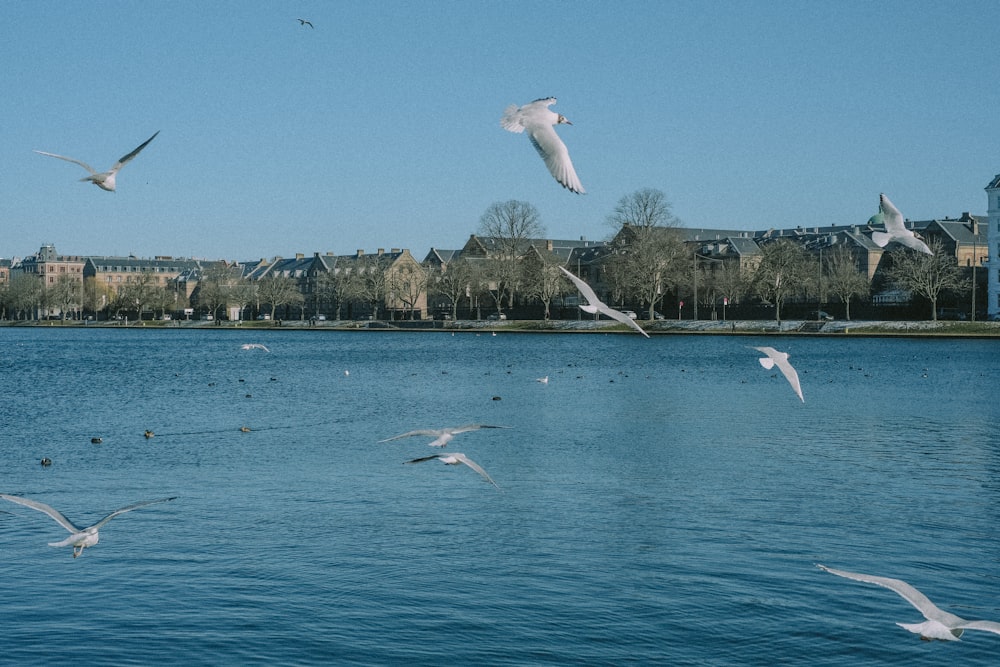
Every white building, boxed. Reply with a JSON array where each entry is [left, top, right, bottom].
[[988, 174, 1000, 320]]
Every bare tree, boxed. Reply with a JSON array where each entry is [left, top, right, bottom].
[[388, 262, 427, 320], [477, 200, 545, 311], [885, 238, 966, 320], [430, 258, 477, 321], [83, 277, 113, 318], [317, 267, 360, 321], [229, 282, 257, 321], [6, 275, 42, 320], [714, 261, 749, 314], [356, 255, 392, 320], [49, 274, 82, 320], [196, 263, 240, 319], [824, 246, 870, 320], [256, 275, 302, 320], [113, 273, 159, 321], [605, 189, 687, 320], [750, 240, 813, 321], [520, 249, 567, 320]]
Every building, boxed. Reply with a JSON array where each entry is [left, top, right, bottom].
[[987, 174, 1000, 319]]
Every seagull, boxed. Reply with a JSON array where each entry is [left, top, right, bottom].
[[752, 346, 804, 402], [558, 267, 649, 337], [378, 424, 509, 448], [501, 98, 585, 194], [0, 494, 176, 558], [536, 376, 549, 384], [817, 564, 1000, 641], [868, 193, 933, 255], [241, 343, 270, 352], [405, 453, 500, 490], [297, 18, 314, 28], [34, 131, 159, 192]]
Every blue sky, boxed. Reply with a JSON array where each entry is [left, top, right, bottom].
[[3, 1, 997, 262]]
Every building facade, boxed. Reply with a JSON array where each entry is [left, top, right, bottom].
[[987, 174, 1000, 319]]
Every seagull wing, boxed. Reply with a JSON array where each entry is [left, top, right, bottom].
[[452, 453, 501, 489], [526, 123, 585, 194], [448, 424, 509, 435], [899, 235, 934, 256], [773, 357, 804, 402], [378, 429, 441, 443], [870, 230, 893, 248], [955, 620, 1000, 635], [404, 454, 443, 464], [0, 494, 82, 533], [33, 150, 98, 175], [817, 565, 964, 627], [559, 267, 602, 309], [600, 306, 650, 338], [111, 131, 159, 171], [879, 194, 906, 235], [91, 496, 176, 530]]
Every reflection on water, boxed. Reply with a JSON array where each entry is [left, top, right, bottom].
[[0, 329, 998, 666]]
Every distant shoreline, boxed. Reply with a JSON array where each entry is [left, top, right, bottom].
[[4, 319, 999, 338]]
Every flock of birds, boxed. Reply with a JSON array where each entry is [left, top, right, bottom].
[[17, 21, 958, 644]]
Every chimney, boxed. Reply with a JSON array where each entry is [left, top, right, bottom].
[[295, 253, 304, 260], [357, 249, 364, 257], [391, 248, 400, 253], [546, 240, 553, 251], [377, 248, 384, 256]]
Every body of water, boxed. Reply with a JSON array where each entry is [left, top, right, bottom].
[[1, 328, 998, 665]]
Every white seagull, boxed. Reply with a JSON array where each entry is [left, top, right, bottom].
[[752, 346, 804, 402], [34, 131, 159, 192], [241, 343, 270, 352], [501, 98, 585, 194], [405, 453, 500, 490], [817, 564, 1000, 641], [558, 267, 649, 337], [378, 424, 509, 448], [0, 494, 176, 558], [869, 193, 933, 255]]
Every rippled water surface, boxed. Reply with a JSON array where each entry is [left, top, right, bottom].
[[1, 328, 998, 665]]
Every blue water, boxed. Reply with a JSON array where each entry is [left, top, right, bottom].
[[1, 328, 998, 665]]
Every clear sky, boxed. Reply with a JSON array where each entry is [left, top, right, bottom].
[[4, 1, 998, 262]]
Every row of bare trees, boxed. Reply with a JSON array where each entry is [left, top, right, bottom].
[[444, 190, 970, 322], [0, 191, 972, 322]]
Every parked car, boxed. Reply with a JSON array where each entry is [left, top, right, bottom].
[[622, 310, 638, 320], [810, 310, 834, 321], [256, 314, 271, 320], [487, 313, 507, 321]]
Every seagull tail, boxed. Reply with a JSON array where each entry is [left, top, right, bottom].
[[500, 105, 525, 133]]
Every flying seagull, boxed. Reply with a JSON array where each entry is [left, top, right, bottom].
[[501, 98, 585, 194], [752, 346, 803, 402], [378, 424, 509, 448], [868, 193, 933, 255], [34, 131, 159, 192], [558, 266, 649, 337], [0, 494, 176, 558], [405, 453, 500, 490], [817, 564, 1000, 641], [297, 18, 314, 28], [241, 343, 270, 352]]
